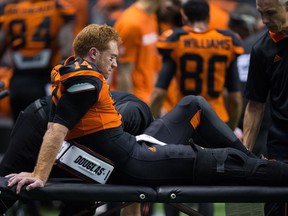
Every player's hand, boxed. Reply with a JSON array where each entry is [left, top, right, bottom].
[[5, 172, 45, 194], [5, 172, 32, 179]]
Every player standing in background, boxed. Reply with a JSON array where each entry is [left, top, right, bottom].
[[150, 0, 243, 135], [113, 0, 164, 104], [0, 0, 76, 121], [243, 0, 288, 214], [65, 0, 89, 36], [156, 0, 183, 117], [228, 2, 269, 156]]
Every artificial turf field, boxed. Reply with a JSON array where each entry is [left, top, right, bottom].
[[41, 202, 226, 216], [7, 201, 266, 215]]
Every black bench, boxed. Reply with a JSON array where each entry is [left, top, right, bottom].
[[1, 177, 287, 216]]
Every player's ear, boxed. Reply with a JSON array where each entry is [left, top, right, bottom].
[[89, 47, 98, 60]]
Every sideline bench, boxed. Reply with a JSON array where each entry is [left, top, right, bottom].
[[1, 177, 288, 216]]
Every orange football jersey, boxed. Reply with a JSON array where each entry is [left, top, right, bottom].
[[114, 4, 161, 103], [51, 57, 122, 140], [157, 26, 244, 122], [0, 0, 75, 69]]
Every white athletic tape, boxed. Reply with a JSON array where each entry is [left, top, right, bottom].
[[136, 134, 167, 146]]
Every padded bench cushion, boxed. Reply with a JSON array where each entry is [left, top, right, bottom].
[[157, 185, 288, 203], [0, 177, 157, 202]]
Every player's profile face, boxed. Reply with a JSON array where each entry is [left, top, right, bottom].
[[96, 40, 118, 79], [256, 0, 288, 33]]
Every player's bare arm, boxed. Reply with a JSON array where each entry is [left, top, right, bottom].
[[243, 100, 265, 150], [7, 123, 68, 193]]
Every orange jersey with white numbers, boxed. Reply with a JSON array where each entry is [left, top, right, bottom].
[[0, 0, 75, 70], [114, 4, 161, 103], [51, 57, 122, 140], [157, 26, 244, 122]]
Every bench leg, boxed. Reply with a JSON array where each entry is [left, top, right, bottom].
[[168, 203, 203, 216]]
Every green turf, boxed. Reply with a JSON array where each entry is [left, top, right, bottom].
[[38, 202, 227, 216], [157, 203, 226, 216]]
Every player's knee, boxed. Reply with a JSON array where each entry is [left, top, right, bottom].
[[180, 95, 200, 104], [180, 95, 208, 108]]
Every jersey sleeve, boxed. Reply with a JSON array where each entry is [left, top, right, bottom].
[[156, 28, 187, 89], [59, 61, 103, 91], [51, 59, 104, 129], [231, 32, 244, 56], [244, 46, 270, 102], [157, 28, 182, 59], [225, 59, 241, 92], [155, 55, 176, 90], [52, 90, 98, 130]]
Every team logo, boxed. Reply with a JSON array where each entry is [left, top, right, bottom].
[[273, 54, 282, 63], [148, 147, 157, 152]]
